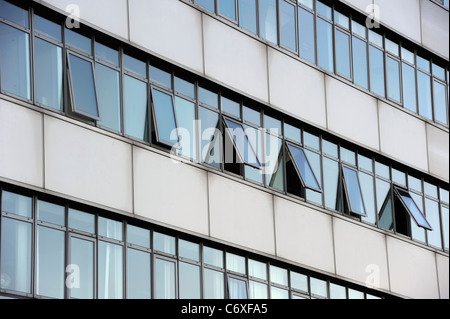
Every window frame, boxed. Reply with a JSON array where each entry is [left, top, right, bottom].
[[341, 164, 368, 217], [393, 186, 433, 231]]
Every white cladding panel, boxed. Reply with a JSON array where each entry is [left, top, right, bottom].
[[128, 0, 204, 73], [44, 116, 133, 212], [0, 100, 43, 187], [274, 197, 335, 274], [208, 173, 275, 255], [325, 76, 380, 151], [436, 254, 449, 299], [340, 0, 373, 13], [203, 15, 269, 103], [426, 124, 449, 182], [420, 0, 450, 59], [268, 48, 327, 129], [133, 147, 209, 236]]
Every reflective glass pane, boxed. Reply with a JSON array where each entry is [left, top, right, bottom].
[[199, 107, 221, 168], [323, 157, 340, 211], [179, 262, 201, 299], [330, 283, 346, 299], [248, 259, 267, 280], [442, 206, 449, 250], [298, 0, 313, 10], [317, 18, 333, 72], [174, 76, 195, 99], [425, 198, 441, 248], [298, 7, 315, 63], [249, 281, 268, 299], [395, 187, 432, 230], [204, 268, 224, 298], [154, 232, 176, 255], [127, 224, 150, 249], [284, 123, 301, 144], [221, 96, 240, 118], [408, 175, 422, 193], [1, 191, 32, 218], [37, 200, 65, 226], [348, 289, 364, 299], [98, 217, 123, 241], [316, 1, 332, 19], [69, 237, 94, 299], [35, 38, 63, 111], [402, 62, 417, 113], [66, 29, 91, 54], [219, 0, 236, 20], [179, 239, 199, 262], [369, 45, 385, 97], [392, 168, 406, 187], [343, 166, 366, 216], [336, 29, 351, 78], [204, 246, 223, 268], [243, 106, 260, 126], [417, 56, 430, 72], [199, 87, 218, 109], [123, 54, 146, 78], [224, 118, 261, 167], [432, 63, 445, 81], [280, 0, 296, 51], [239, 0, 257, 34], [127, 248, 151, 299], [417, 71, 433, 120], [305, 150, 322, 205], [259, 0, 278, 44], [264, 115, 282, 135], [0, 0, 29, 27], [96, 63, 121, 131], [410, 192, 426, 243], [310, 277, 327, 298], [150, 65, 171, 89], [360, 171, 376, 224], [387, 57, 401, 103], [95, 42, 118, 66], [98, 241, 123, 299], [155, 258, 176, 299], [287, 143, 321, 191], [264, 133, 284, 192], [352, 36, 368, 89], [401, 47, 414, 64], [0, 23, 30, 99], [271, 286, 289, 299], [0, 218, 32, 293], [375, 161, 390, 179], [377, 178, 393, 231], [228, 277, 248, 299], [68, 208, 95, 234], [358, 154, 373, 172], [68, 53, 99, 119], [226, 252, 246, 274], [368, 30, 383, 47], [36, 226, 65, 298], [291, 271, 308, 292], [124, 75, 148, 141], [351, 20, 366, 39], [424, 182, 438, 198], [385, 38, 399, 56], [340, 146, 355, 165], [433, 80, 447, 125], [334, 11, 349, 29], [303, 131, 319, 150], [441, 188, 449, 204], [175, 96, 197, 160], [152, 88, 178, 146], [196, 0, 215, 12], [270, 265, 288, 286]]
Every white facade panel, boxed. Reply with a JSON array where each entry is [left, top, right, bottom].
[[133, 147, 209, 236], [436, 254, 449, 299], [420, 0, 450, 59], [426, 124, 449, 182], [203, 15, 269, 103], [44, 116, 133, 213], [274, 197, 335, 274], [387, 236, 440, 299], [333, 218, 390, 291], [38, 0, 129, 40], [0, 100, 43, 187], [128, 0, 204, 73], [378, 101, 428, 172], [268, 48, 327, 129], [325, 76, 380, 151], [340, 0, 373, 14], [373, 0, 421, 44], [208, 173, 275, 255]]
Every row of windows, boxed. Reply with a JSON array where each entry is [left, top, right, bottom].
[[433, 0, 450, 9], [0, 1, 448, 251], [0, 187, 389, 299], [188, 0, 450, 127]]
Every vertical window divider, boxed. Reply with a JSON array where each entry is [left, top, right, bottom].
[[29, 7, 36, 106]]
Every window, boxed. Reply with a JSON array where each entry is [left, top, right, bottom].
[[127, 247, 151, 299], [342, 165, 367, 217], [369, 43, 385, 97], [417, 56, 433, 120], [68, 236, 94, 299], [259, 0, 278, 44], [401, 52, 417, 113], [199, 106, 221, 169], [316, 16, 333, 72], [335, 29, 351, 78], [124, 74, 148, 142], [351, 22, 368, 89], [393, 186, 433, 230], [286, 142, 321, 192], [67, 52, 100, 120], [151, 87, 180, 147], [228, 276, 248, 299], [196, 0, 215, 12], [174, 96, 197, 160], [280, 0, 296, 52], [239, 0, 257, 34], [298, 6, 315, 64], [154, 257, 176, 299], [386, 39, 401, 103], [219, 0, 236, 21], [98, 241, 123, 299]]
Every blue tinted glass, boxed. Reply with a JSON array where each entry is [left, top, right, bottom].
[[402, 63, 417, 113], [228, 277, 248, 299], [340, 147, 355, 165], [368, 30, 383, 47], [152, 88, 178, 146], [124, 75, 148, 141], [35, 38, 63, 111], [174, 76, 195, 99], [316, 1, 332, 19], [304, 150, 322, 205], [264, 114, 282, 135], [369, 45, 385, 97], [68, 53, 99, 119], [265, 133, 284, 191], [34, 15, 61, 41], [343, 166, 366, 216], [154, 232, 176, 255], [417, 71, 432, 120], [98, 241, 123, 299], [323, 140, 338, 158], [0, 23, 31, 99], [98, 217, 123, 241], [442, 206, 449, 250], [280, 0, 296, 51], [359, 171, 376, 224], [222, 96, 240, 117], [303, 131, 319, 150], [68, 208, 95, 234], [150, 65, 172, 89], [179, 239, 200, 262], [385, 38, 399, 56], [95, 42, 118, 66], [219, 0, 236, 20], [334, 11, 349, 29], [417, 56, 430, 72], [0, 0, 29, 28], [284, 123, 301, 143], [224, 118, 261, 167], [239, 0, 257, 34], [127, 248, 151, 299], [37, 200, 65, 226], [298, 8, 315, 63], [174, 96, 197, 160], [336, 29, 351, 78], [259, 0, 278, 44], [377, 178, 392, 230], [199, 107, 221, 168], [199, 87, 218, 108], [387, 57, 401, 103], [204, 269, 224, 298], [432, 63, 445, 80], [66, 29, 91, 54], [298, 0, 313, 10], [197, 0, 215, 12], [96, 64, 121, 132], [395, 187, 432, 230], [351, 20, 366, 39], [1, 191, 32, 218], [243, 105, 261, 126], [352, 36, 368, 89], [124, 54, 146, 78], [179, 262, 201, 299], [425, 199, 441, 248], [433, 80, 447, 125], [401, 47, 414, 64], [69, 237, 94, 298], [323, 158, 339, 211], [410, 192, 426, 243], [127, 224, 150, 249], [288, 143, 321, 191], [317, 18, 333, 72]]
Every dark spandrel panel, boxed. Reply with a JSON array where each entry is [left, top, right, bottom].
[[298, 7, 315, 64], [34, 15, 61, 42], [239, 0, 257, 34], [287, 143, 321, 192], [352, 36, 368, 89], [394, 187, 433, 230], [0, 0, 29, 28], [152, 88, 179, 146], [342, 165, 367, 216]]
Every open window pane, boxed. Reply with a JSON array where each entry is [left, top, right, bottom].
[[152, 88, 179, 146], [228, 277, 248, 299], [67, 53, 100, 119], [265, 133, 284, 192], [223, 117, 261, 167], [286, 143, 321, 192], [174, 96, 197, 160], [393, 186, 432, 230], [342, 165, 367, 216]]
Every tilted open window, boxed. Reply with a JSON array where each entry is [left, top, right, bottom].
[[342, 165, 367, 217], [393, 186, 433, 230], [151, 87, 180, 147], [286, 142, 322, 193]]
